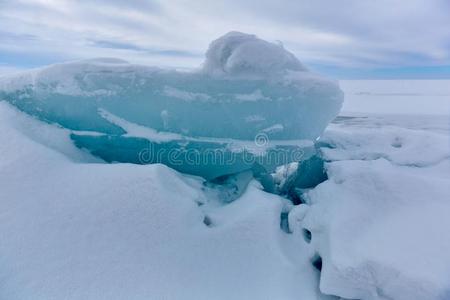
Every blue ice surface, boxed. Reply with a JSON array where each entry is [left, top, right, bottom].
[[0, 32, 343, 180]]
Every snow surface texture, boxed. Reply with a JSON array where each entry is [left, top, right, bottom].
[[3, 96, 448, 300], [290, 113, 450, 300], [0, 32, 343, 179], [0, 102, 333, 300]]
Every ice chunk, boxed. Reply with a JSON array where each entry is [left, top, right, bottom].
[[271, 154, 328, 204], [0, 32, 343, 179]]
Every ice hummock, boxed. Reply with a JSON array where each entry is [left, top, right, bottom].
[[0, 32, 343, 179], [288, 116, 450, 300]]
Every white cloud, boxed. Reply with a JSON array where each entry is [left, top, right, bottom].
[[0, 0, 449, 75]]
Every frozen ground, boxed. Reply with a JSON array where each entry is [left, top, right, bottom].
[[0, 76, 449, 299]]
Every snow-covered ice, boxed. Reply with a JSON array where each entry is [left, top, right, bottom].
[[0, 32, 343, 179], [2, 79, 448, 299], [1, 31, 450, 300], [0, 101, 331, 300], [291, 111, 450, 300], [202, 31, 307, 77], [340, 80, 450, 115]]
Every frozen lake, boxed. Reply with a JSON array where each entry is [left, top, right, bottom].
[[0, 76, 449, 300], [340, 80, 450, 116]]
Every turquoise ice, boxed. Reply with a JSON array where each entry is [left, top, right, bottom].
[[0, 32, 343, 179]]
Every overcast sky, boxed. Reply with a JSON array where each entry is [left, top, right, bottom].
[[1, 0, 449, 78]]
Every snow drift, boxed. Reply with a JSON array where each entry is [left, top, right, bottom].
[[290, 117, 450, 300], [0, 101, 330, 300]]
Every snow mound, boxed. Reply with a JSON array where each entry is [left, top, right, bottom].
[[305, 159, 450, 300], [203, 31, 307, 77], [294, 117, 450, 300], [0, 102, 329, 300]]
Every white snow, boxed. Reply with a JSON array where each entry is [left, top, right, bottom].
[[294, 112, 450, 300], [0, 58, 138, 96], [1, 38, 449, 300], [340, 80, 450, 115], [202, 31, 307, 77], [320, 123, 449, 167], [0, 101, 330, 300]]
